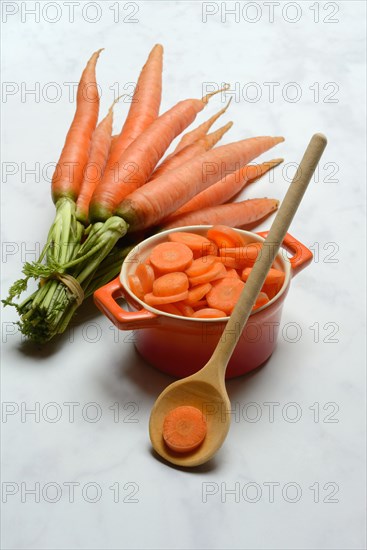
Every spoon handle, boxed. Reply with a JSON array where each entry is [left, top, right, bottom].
[[208, 133, 327, 377]]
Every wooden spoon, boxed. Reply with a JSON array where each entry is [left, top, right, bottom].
[[149, 133, 327, 467]]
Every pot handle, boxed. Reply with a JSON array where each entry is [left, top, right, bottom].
[[94, 276, 159, 330], [256, 231, 313, 276]]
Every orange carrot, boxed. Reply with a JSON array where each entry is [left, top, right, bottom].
[[207, 225, 246, 248], [167, 158, 283, 218], [242, 267, 285, 287], [193, 241, 218, 258], [206, 277, 245, 314], [152, 272, 189, 296], [52, 49, 102, 203], [268, 281, 284, 298], [184, 282, 212, 305], [188, 262, 226, 286], [150, 242, 193, 273], [168, 231, 213, 252], [185, 255, 217, 277], [173, 98, 232, 153], [253, 291, 270, 310], [192, 299, 208, 309], [225, 268, 241, 279], [192, 308, 227, 318], [218, 256, 244, 269], [143, 290, 189, 306], [175, 302, 195, 317], [162, 198, 279, 231], [90, 88, 227, 222], [136, 263, 155, 294], [219, 242, 264, 268], [76, 97, 120, 224], [155, 303, 183, 315], [245, 159, 283, 185], [128, 274, 144, 300], [163, 406, 207, 453], [110, 44, 163, 159], [116, 136, 284, 231], [149, 121, 233, 181]]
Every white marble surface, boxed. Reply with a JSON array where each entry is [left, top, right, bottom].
[[1, 1, 366, 549]]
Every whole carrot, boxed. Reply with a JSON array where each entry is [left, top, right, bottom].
[[161, 198, 279, 230], [90, 87, 227, 222], [173, 98, 232, 153], [51, 49, 102, 203], [110, 44, 163, 160], [116, 136, 284, 231], [149, 121, 233, 181], [167, 158, 283, 218], [76, 97, 121, 225]]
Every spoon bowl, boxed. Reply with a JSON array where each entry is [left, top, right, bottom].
[[149, 374, 231, 467]]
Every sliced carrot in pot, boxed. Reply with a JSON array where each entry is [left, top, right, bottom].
[[168, 231, 212, 252], [150, 242, 193, 273], [206, 277, 245, 315], [176, 301, 195, 317], [153, 272, 189, 297], [136, 263, 155, 293], [184, 283, 212, 306], [155, 303, 183, 316], [207, 225, 246, 248], [225, 268, 241, 279], [262, 282, 281, 300], [143, 290, 189, 306], [242, 266, 285, 287], [192, 308, 227, 318], [189, 262, 226, 286], [252, 291, 270, 310], [185, 255, 217, 277], [219, 242, 263, 268], [192, 299, 208, 309], [128, 275, 145, 299]]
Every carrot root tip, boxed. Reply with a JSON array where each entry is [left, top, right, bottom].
[[202, 83, 230, 104]]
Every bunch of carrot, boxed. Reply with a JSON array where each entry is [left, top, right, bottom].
[[5, 44, 284, 343]]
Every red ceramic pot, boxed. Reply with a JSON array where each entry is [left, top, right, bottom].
[[94, 226, 312, 379]]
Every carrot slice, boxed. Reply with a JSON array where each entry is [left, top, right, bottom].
[[206, 277, 245, 315], [225, 268, 241, 279], [176, 301, 195, 317], [150, 242, 193, 273], [194, 240, 218, 258], [185, 283, 212, 305], [155, 303, 183, 315], [192, 308, 227, 318], [163, 405, 207, 453], [168, 232, 213, 253], [218, 256, 243, 269], [153, 272, 189, 297], [185, 255, 217, 277], [136, 263, 155, 293], [242, 267, 285, 287], [219, 243, 263, 268], [128, 275, 145, 299], [189, 262, 226, 286], [262, 283, 279, 300], [253, 291, 269, 310], [207, 225, 246, 248], [143, 290, 189, 306], [192, 299, 208, 309]]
